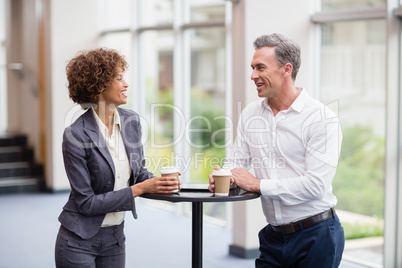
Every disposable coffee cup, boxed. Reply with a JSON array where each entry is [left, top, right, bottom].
[[160, 166, 180, 193], [212, 169, 231, 196]]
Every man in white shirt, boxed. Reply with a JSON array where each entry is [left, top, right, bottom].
[[209, 33, 345, 267]]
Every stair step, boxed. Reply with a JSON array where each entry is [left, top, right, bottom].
[[0, 134, 27, 147], [0, 162, 43, 178], [0, 177, 46, 194], [0, 177, 39, 186], [0, 133, 45, 194], [0, 146, 34, 163]]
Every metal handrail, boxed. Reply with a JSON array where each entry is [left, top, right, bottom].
[[4, 63, 38, 97]]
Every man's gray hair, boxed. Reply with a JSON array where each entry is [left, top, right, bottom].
[[253, 33, 301, 80]]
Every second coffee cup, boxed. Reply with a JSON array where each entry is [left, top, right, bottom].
[[212, 169, 232, 196], [160, 166, 180, 193]]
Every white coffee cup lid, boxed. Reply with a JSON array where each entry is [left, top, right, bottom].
[[212, 169, 231, 176], [160, 166, 180, 174]]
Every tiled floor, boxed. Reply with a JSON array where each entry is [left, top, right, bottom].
[[0, 192, 374, 268]]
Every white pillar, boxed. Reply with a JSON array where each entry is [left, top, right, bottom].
[[48, 0, 99, 190], [230, 199, 266, 258], [229, 0, 315, 258]]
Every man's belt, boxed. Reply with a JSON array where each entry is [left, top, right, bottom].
[[271, 208, 335, 235]]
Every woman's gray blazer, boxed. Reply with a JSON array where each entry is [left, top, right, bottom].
[[58, 107, 153, 239]]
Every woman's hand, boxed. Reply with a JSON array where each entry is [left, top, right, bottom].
[[131, 176, 180, 197]]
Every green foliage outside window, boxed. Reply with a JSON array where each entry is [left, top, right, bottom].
[[189, 88, 226, 182], [333, 124, 385, 218], [145, 87, 226, 182], [343, 222, 383, 240], [333, 124, 384, 240]]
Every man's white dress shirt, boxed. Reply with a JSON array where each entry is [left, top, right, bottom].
[[225, 89, 342, 225]]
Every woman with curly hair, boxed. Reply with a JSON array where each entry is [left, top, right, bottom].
[[55, 48, 179, 267]]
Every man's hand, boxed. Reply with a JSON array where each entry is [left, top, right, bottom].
[[231, 168, 260, 193]]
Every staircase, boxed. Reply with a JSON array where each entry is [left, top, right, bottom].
[[0, 133, 46, 194]]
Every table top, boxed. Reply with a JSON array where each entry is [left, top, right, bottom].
[[140, 184, 260, 203]]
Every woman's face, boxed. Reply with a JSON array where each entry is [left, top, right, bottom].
[[97, 69, 128, 108]]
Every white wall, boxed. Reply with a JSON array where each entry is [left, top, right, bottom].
[[243, 0, 316, 104], [48, 0, 99, 190]]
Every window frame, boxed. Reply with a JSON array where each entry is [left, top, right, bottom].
[[99, 0, 233, 227], [311, 1, 402, 267]]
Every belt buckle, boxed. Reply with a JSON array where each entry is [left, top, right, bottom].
[[280, 224, 295, 234]]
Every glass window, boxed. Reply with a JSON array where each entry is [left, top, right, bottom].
[[99, 32, 133, 108], [188, 0, 225, 22], [140, 30, 175, 174], [320, 19, 385, 266], [139, 0, 173, 26], [99, 0, 231, 224], [188, 27, 226, 183], [322, 0, 385, 10], [101, 0, 131, 30], [188, 27, 226, 221], [0, 0, 7, 132]]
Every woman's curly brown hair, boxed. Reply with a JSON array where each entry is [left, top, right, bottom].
[[66, 48, 128, 105]]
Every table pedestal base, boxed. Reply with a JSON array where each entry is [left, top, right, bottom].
[[140, 187, 259, 268], [192, 202, 203, 268]]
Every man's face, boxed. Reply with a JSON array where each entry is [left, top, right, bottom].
[[250, 46, 285, 99]]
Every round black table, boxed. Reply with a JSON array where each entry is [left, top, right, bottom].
[[141, 185, 260, 268]]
